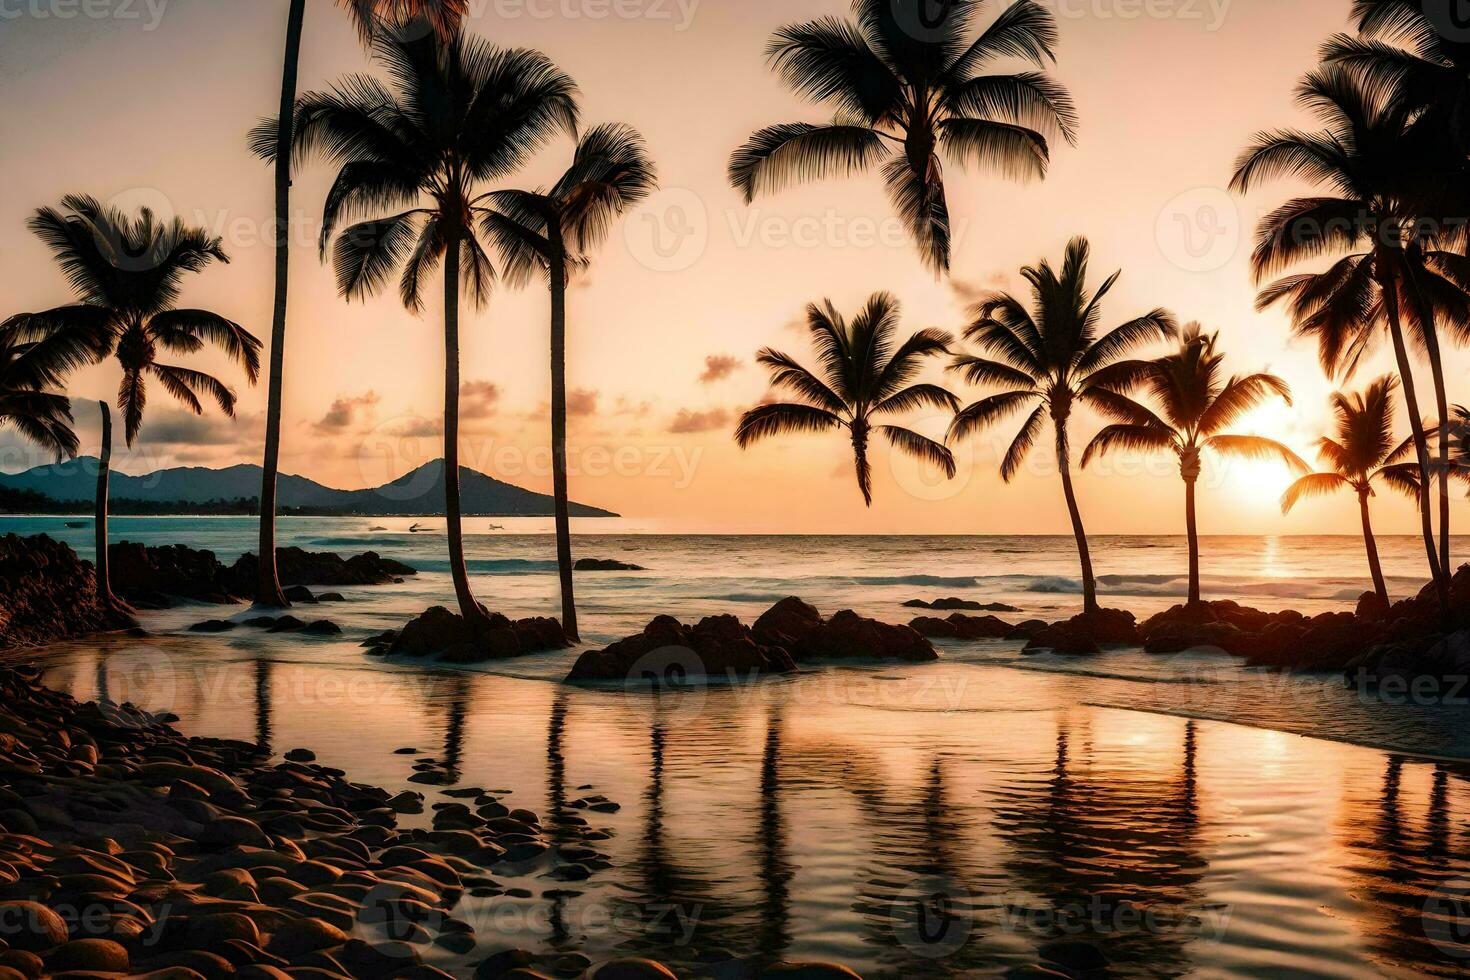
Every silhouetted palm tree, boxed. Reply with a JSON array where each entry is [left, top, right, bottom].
[[1081, 326, 1307, 605], [254, 25, 578, 625], [729, 0, 1077, 274], [947, 237, 1176, 613], [253, 0, 470, 608], [482, 124, 658, 642], [0, 322, 101, 459], [1282, 376, 1427, 608], [9, 196, 259, 605], [1232, 65, 1470, 617], [736, 292, 957, 505]]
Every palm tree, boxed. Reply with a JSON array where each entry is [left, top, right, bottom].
[[728, 0, 1077, 275], [252, 25, 578, 625], [735, 292, 958, 505], [1081, 326, 1307, 606], [254, 0, 469, 609], [0, 323, 100, 460], [946, 237, 1176, 614], [8, 195, 259, 606], [1281, 376, 1426, 609], [1231, 65, 1470, 617], [480, 124, 658, 642]]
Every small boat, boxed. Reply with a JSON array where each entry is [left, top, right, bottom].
[[65, 521, 88, 528], [488, 524, 505, 531], [408, 523, 436, 533]]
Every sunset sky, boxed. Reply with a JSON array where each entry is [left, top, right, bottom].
[[3, 0, 1466, 535]]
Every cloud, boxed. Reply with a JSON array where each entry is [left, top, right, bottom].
[[313, 392, 380, 433], [698, 354, 743, 384], [142, 409, 247, 447], [669, 408, 730, 434], [568, 389, 599, 416], [387, 417, 444, 438], [461, 381, 500, 419], [949, 273, 1009, 307]]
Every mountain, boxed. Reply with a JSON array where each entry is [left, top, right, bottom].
[[0, 458, 619, 518]]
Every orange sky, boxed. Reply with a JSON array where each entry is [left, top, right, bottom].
[[3, 0, 1467, 534]]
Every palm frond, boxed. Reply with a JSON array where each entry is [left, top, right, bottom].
[[947, 389, 1038, 443], [1081, 424, 1177, 468], [1281, 472, 1351, 512], [873, 383, 960, 416], [147, 310, 262, 383], [734, 402, 845, 447], [728, 123, 889, 203], [1207, 434, 1309, 474], [879, 425, 957, 479]]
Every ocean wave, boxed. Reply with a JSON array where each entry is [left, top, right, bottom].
[[852, 574, 981, 587]]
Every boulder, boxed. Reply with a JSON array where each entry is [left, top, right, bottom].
[[0, 535, 136, 649], [904, 597, 1021, 612], [573, 558, 646, 572], [226, 548, 417, 593], [567, 614, 797, 682], [1023, 608, 1137, 655], [389, 607, 569, 662], [909, 613, 1015, 640], [110, 541, 237, 604], [753, 597, 938, 663]]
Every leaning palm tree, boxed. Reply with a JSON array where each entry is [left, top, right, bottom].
[[252, 25, 578, 625], [729, 0, 1077, 275], [481, 124, 658, 642], [1081, 326, 1307, 606], [946, 237, 1177, 614], [735, 292, 958, 505], [1231, 64, 1470, 618], [0, 324, 100, 460], [1281, 376, 1427, 609], [8, 196, 259, 606], [254, 0, 469, 608]]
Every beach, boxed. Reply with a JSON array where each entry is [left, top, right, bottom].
[[3, 518, 1470, 976]]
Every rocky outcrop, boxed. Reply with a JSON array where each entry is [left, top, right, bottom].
[[225, 547, 416, 593], [0, 535, 136, 649], [1137, 599, 1379, 670], [371, 606, 569, 663], [566, 614, 797, 682], [573, 558, 647, 572], [110, 542, 416, 607], [1023, 608, 1138, 656], [754, 597, 938, 663], [903, 597, 1021, 612], [909, 613, 1018, 640]]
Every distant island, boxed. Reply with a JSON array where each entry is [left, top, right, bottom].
[[0, 458, 619, 518]]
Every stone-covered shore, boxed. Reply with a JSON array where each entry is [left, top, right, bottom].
[[0, 663, 867, 980]]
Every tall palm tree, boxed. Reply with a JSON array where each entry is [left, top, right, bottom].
[[480, 124, 658, 642], [1231, 65, 1470, 617], [1281, 376, 1426, 609], [1080, 326, 1307, 606], [0, 324, 99, 460], [946, 237, 1176, 614], [735, 292, 958, 505], [254, 0, 470, 609], [8, 195, 259, 606], [728, 0, 1077, 275], [252, 25, 578, 625]]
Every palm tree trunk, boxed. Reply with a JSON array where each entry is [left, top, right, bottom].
[[1184, 476, 1200, 607], [255, 0, 306, 610], [442, 240, 481, 623], [1382, 281, 1449, 623], [94, 400, 114, 608], [852, 421, 873, 506], [549, 228, 578, 641], [1403, 255, 1453, 578], [1359, 488, 1389, 609], [1055, 419, 1098, 614]]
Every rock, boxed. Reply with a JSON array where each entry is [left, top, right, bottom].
[[188, 620, 238, 633], [267, 616, 307, 633], [0, 901, 68, 951], [475, 948, 538, 980], [283, 585, 317, 604], [574, 558, 647, 571], [302, 620, 342, 636], [1039, 940, 1109, 972], [389, 607, 568, 662], [1022, 622, 1100, 656], [1024, 608, 1138, 654], [905, 597, 1021, 612], [110, 541, 237, 604], [45, 939, 129, 973], [1355, 590, 1390, 623], [264, 918, 348, 958], [909, 614, 1015, 640], [753, 598, 938, 663], [199, 816, 272, 849], [0, 535, 137, 649], [566, 614, 797, 682], [588, 959, 680, 980], [284, 748, 317, 762], [760, 963, 863, 980], [317, 592, 346, 603], [226, 548, 417, 593]]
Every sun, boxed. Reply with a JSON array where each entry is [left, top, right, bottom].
[[1213, 401, 1313, 511]]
